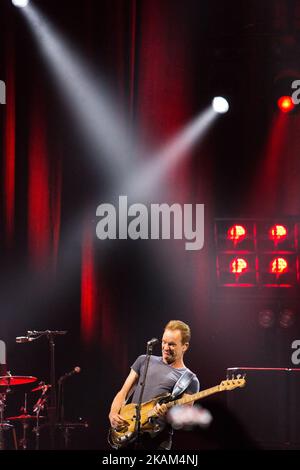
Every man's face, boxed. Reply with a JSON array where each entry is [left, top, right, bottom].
[[161, 328, 188, 365]]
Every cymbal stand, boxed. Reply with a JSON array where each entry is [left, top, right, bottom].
[[0, 386, 16, 451], [34, 409, 42, 451], [33, 387, 48, 450], [0, 391, 7, 450], [19, 393, 29, 450]]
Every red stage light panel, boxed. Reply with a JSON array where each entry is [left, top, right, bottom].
[[257, 221, 295, 252], [230, 257, 248, 274], [270, 257, 288, 274], [260, 254, 297, 287], [227, 225, 246, 244], [269, 224, 287, 242], [215, 220, 255, 252], [277, 96, 295, 113], [216, 254, 257, 287]]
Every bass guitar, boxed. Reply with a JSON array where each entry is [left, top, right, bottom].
[[108, 376, 246, 449]]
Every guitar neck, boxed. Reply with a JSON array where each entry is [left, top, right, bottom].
[[148, 385, 221, 418], [167, 385, 221, 409]]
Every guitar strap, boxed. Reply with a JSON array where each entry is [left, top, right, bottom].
[[171, 369, 195, 399]]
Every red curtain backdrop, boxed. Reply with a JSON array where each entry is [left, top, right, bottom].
[[28, 97, 51, 269], [81, 223, 97, 343], [1, 0, 300, 377], [3, 32, 15, 246]]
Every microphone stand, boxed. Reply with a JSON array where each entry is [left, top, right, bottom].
[[57, 376, 68, 449], [57, 368, 82, 449], [47, 332, 57, 450], [35, 407, 41, 451], [134, 342, 155, 449], [25, 330, 67, 449]]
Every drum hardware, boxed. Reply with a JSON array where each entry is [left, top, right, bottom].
[[31, 382, 51, 393], [7, 383, 49, 450], [32, 383, 50, 450], [7, 412, 45, 450], [11, 329, 87, 449], [0, 391, 8, 450], [0, 374, 37, 450]]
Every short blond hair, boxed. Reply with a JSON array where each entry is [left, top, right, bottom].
[[164, 320, 191, 345]]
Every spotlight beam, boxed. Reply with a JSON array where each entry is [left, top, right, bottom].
[[21, 4, 142, 180], [20, 3, 225, 202], [123, 107, 217, 200], [10, 3, 228, 329]]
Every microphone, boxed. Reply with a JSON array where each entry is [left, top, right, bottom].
[[58, 366, 81, 383], [16, 336, 35, 343], [147, 338, 159, 347]]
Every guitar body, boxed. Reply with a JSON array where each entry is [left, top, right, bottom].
[[108, 394, 169, 449]]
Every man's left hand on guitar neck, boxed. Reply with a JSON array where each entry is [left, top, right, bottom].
[[153, 402, 168, 416]]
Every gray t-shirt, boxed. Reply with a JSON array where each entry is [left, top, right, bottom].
[[131, 355, 199, 404]]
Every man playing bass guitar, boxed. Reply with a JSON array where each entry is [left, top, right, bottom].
[[108, 320, 199, 450]]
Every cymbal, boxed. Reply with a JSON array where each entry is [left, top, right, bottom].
[[7, 414, 45, 421], [0, 422, 14, 430], [0, 376, 37, 386], [31, 384, 51, 392]]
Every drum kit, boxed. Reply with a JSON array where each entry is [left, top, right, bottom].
[[0, 330, 88, 451], [0, 373, 88, 450], [0, 329, 88, 450], [0, 375, 50, 450]]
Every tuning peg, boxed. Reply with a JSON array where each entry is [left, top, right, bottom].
[[236, 374, 241, 379]]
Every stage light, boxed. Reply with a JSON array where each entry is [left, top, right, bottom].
[[258, 309, 275, 329], [269, 224, 287, 242], [270, 257, 288, 274], [279, 309, 295, 328], [277, 96, 295, 113], [212, 97, 229, 114], [230, 257, 248, 274], [216, 218, 300, 289], [12, 0, 29, 7], [227, 225, 246, 243]]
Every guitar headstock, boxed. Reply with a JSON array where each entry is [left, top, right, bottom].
[[219, 374, 246, 391]]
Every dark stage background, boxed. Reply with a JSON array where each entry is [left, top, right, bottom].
[[1, 0, 300, 450]]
